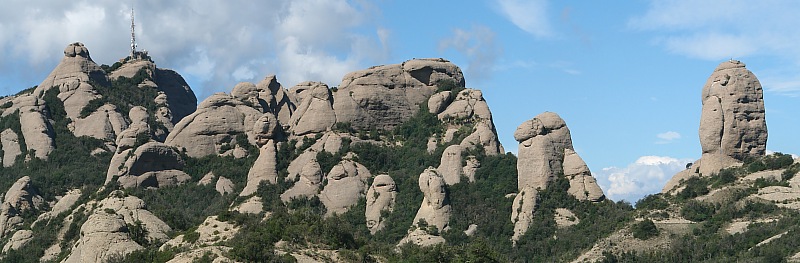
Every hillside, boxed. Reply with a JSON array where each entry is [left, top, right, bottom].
[[0, 43, 796, 263]]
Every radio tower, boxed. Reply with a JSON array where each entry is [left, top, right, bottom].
[[130, 8, 137, 59]]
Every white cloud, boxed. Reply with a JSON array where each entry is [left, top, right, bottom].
[[495, 0, 551, 37], [439, 25, 502, 82], [595, 155, 693, 204], [656, 131, 681, 144], [630, 1, 800, 97], [0, 0, 387, 99]]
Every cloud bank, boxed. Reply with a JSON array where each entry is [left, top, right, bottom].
[[594, 155, 693, 204]]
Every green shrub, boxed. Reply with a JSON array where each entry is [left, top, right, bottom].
[[635, 194, 669, 210], [632, 219, 659, 240], [681, 200, 715, 222]]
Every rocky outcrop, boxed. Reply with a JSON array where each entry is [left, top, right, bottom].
[[36, 42, 108, 95], [366, 174, 397, 234], [111, 142, 190, 189], [664, 60, 769, 193], [514, 112, 573, 190], [256, 75, 295, 130], [511, 188, 538, 242], [333, 58, 465, 131], [399, 168, 451, 247], [16, 96, 54, 159], [319, 156, 372, 216], [431, 88, 505, 156], [288, 82, 336, 135], [0, 176, 44, 238], [216, 177, 235, 195], [241, 140, 278, 196], [1, 129, 21, 167], [2, 229, 32, 253], [511, 112, 604, 242], [165, 92, 263, 158], [438, 145, 465, 185], [97, 191, 172, 241], [72, 104, 128, 142], [280, 159, 323, 202], [564, 149, 605, 202], [62, 210, 143, 263]]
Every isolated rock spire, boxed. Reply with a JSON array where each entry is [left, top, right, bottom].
[[663, 60, 768, 193]]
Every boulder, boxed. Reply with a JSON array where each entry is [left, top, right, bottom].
[[0, 176, 43, 238], [280, 160, 323, 202], [462, 156, 480, 182], [436, 88, 505, 156], [241, 140, 278, 196], [2, 229, 32, 252], [366, 174, 397, 234], [1, 129, 21, 167], [319, 158, 372, 216], [216, 177, 235, 195], [333, 58, 464, 131], [234, 196, 263, 214], [288, 82, 336, 135], [563, 149, 605, 202], [62, 210, 144, 263], [198, 172, 216, 186], [438, 145, 464, 185]]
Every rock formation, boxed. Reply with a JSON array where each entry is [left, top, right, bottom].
[[0, 176, 44, 238], [563, 149, 605, 202], [319, 156, 372, 216], [511, 112, 605, 242], [366, 174, 397, 234], [288, 81, 336, 135], [111, 142, 190, 189], [165, 92, 263, 158], [399, 168, 451, 247], [333, 58, 465, 131], [15, 96, 55, 159], [1, 129, 21, 167], [663, 60, 768, 193], [63, 210, 143, 263], [241, 140, 278, 196], [438, 145, 466, 185]]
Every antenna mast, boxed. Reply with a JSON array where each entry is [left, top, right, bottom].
[[130, 8, 136, 59]]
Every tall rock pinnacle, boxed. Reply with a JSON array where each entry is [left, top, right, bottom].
[[663, 60, 768, 193], [699, 60, 767, 160]]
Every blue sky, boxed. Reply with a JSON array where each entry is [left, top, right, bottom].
[[0, 0, 798, 203]]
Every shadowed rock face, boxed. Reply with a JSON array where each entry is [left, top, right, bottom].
[[700, 60, 767, 161]]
